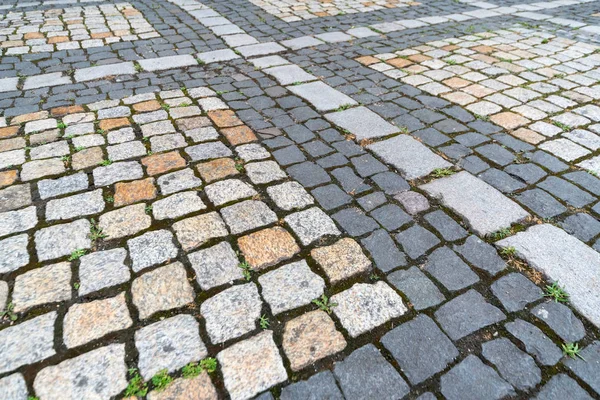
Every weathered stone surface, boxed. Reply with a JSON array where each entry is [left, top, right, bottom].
[[0, 281, 7, 311], [99, 204, 151, 239], [196, 158, 238, 183], [490, 273, 543, 312], [498, 224, 600, 328], [435, 289, 506, 340], [78, 248, 129, 296], [454, 235, 506, 276], [289, 81, 357, 112], [259, 260, 325, 315], [564, 341, 600, 395], [482, 338, 541, 390], [147, 373, 218, 400], [325, 106, 399, 140], [135, 315, 207, 379], [531, 301, 585, 342], [188, 243, 241, 293], [93, 161, 143, 187], [311, 238, 371, 283], [441, 355, 515, 400], [280, 371, 343, 400], [114, 178, 156, 207], [0, 184, 31, 213], [369, 135, 451, 179], [157, 168, 203, 195], [220, 200, 277, 234], [45, 189, 104, 220], [421, 171, 530, 236], [282, 310, 346, 371], [0, 234, 29, 274], [505, 319, 562, 366], [536, 374, 594, 400], [388, 266, 445, 310], [173, 212, 228, 251], [0, 373, 28, 400], [152, 191, 206, 220], [38, 173, 88, 200], [201, 283, 262, 344], [266, 181, 314, 210], [332, 282, 407, 337], [333, 344, 409, 400], [0, 206, 37, 238], [238, 227, 299, 270], [284, 207, 341, 245], [218, 331, 287, 400], [63, 293, 132, 348], [34, 344, 127, 400], [0, 312, 56, 374], [205, 179, 257, 206], [382, 314, 458, 384], [245, 161, 287, 184], [142, 151, 187, 176], [132, 262, 195, 319], [424, 246, 479, 291], [13, 262, 71, 312], [128, 230, 178, 272]]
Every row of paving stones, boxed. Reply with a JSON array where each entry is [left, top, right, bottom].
[[0, 0, 225, 77], [0, 70, 599, 399]]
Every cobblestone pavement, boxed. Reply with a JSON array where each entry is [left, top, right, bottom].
[[1, 0, 600, 398]]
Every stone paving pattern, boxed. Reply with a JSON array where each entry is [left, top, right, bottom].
[[1, 0, 600, 398]]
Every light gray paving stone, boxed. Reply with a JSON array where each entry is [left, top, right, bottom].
[[75, 62, 136, 82], [0, 373, 27, 400], [197, 97, 228, 112], [133, 110, 168, 124], [97, 106, 130, 120], [245, 161, 287, 184], [205, 179, 257, 206], [106, 141, 146, 161], [482, 338, 541, 390], [30, 141, 69, 160], [107, 127, 136, 144], [21, 158, 65, 181], [201, 283, 262, 344], [138, 55, 197, 71], [0, 234, 29, 274], [65, 122, 94, 137], [13, 262, 71, 312], [34, 344, 127, 400], [498, 224, 600, 328], [197, 49, 240, 63], [220, 200, 277, 234], [132, 262, 195, 319], [0, 77, 18, 93], [267, 181, 314, 210], [249, 55, 289, 69], [78, 248, 130, 296], [578, 155, 600, 175], [157, 168, 203, 195], [281, 36, 324, 50], [98, 204, 151, 240], [381, 314, 458, 385], [0, 281, 7, 312], [264, 65, 316, 85], [236, 42, 286, 57], [435, 289, 506, 340], [325, 106, 399, 138], [346, 27, 380, 37], [0, 312, 56, 374], [259, 260, 325, 315], [34, 219, 90, 261], [93, 161, 144, 187], [0, 184, 29, 213], [150, 133, 187, 152], [441, 355, 515, 400], [218, 331, 287, 400], [23, 72, 71, 90], [332, 282, 407, 337], [72, 134, 104, 149], [564, 130, 600, 150], [173, 212, 229, 251], [284, 207, 341, 245], [289, 81, 357, 112], [152, 191, 206, 220], [185, 141, 233, 161], [188, 241, 243, 290], [63, 293, 132, 348], [135, 314, 207, 380], [128, 230, 178, 273], [315, 31, 353, 43], [539, 139, 590, 161], [369, 135, 451, 180], [421, 171, 530, 236], [0, 149, 25, 169], [236, 143, 270, 161], [0, 206, 37, 238], [141, 120, 176, 137], [370, 22, 404, 33], [45, 189, 104, 220], [185, 126, 219, 143]]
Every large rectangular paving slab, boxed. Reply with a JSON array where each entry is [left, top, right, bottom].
[[138, 55, 197, 72], [368, 135, 451, 180], [325, 106, 398, 140], [498, 224, 600, 328], [420, 171, 529, 236], [75, 62, 136, 82], [288, 81, 357, 112]]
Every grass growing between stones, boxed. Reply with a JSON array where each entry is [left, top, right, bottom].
[[562, 342, 585, 360], [500, 246, 517, 257], [431, 168, 455, 178], [182, 358, 218, 379], [0, 302, 17, 322], [151, 369, 173, 392], [125, 368, 148, 397], [259, 315, 270, 329], [544, 282, 569, 303], [68, 249, 87, 261], [238, 261, 253, 281], [312, 294, 337, 314]]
